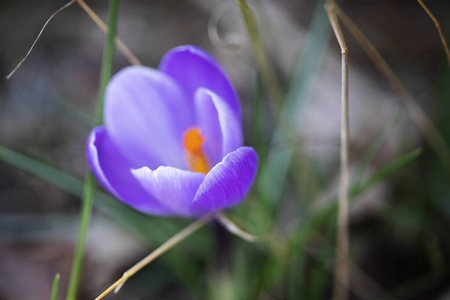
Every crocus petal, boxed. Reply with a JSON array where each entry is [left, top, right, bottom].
[[195, 88, 243, 165], [86, 127, 172, 215], [191, 147, 258, 214], [131, 166, 206, 217], [159, 45, 241, 119], [104, 66, 194, 170]]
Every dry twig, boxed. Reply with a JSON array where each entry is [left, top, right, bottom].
[[216, 211, 264, 242], [6, 0, 76, 80], [76, 0, 142, 66], [6, 0, 142, 80], [325, 3, 350, 300], [417, 0, 450, 67]]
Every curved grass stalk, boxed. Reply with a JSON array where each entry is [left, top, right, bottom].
[[6, 0, 76, 80], [5, 0, 141, 80], [216, 212, 265, 242], [417, 0, 450, 67]]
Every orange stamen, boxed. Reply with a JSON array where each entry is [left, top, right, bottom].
[[183, 127, 210, 174]]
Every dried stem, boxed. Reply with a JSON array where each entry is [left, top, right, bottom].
[[417, 0, 450, 67], [325, 3, 350, 300], [95, 212, 216, 300], [6, 0, 141, 81], [76, 0, 142, 66], [6, 0, 76, 80], [329, 0, 450, 182], [216, 211, 263, 242]]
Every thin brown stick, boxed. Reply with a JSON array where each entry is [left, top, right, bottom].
[[329, 0, 450, 182], [95, 212, 216, 300], [6, 0, 77, 80], [325, 3, 350, 300], [76, 0, 141, 66], [417, 0, 450, 67], [6, 0, 141, 80]]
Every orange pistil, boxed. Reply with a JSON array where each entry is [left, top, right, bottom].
[[183, 127, 210, 174]]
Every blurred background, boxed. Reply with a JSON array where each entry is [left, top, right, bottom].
[[1, 0, 449, 299]]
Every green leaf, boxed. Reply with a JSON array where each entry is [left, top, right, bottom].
[[0, 145, 209, 286], [256, 0, 331, 208]]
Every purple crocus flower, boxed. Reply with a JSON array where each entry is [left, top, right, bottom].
[[86, 45, 258, 217]]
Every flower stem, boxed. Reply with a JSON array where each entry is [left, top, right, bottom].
[[65, 0, 119, 299]]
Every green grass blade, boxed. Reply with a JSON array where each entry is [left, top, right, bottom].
[[0, 145, 208, 246], [353, 111, 400, 184], [0, 146, 83, 196], [286, 148, 423, 298], [0, 146, 174, 245], [294, 148, 424, 243], [351, 148, 423, 198], [284, 0, 331, 123], [51, 273, 60, 300], [66, 171, 95, 300], [250, 74, 266, 159], [278, 147, 423, 250], [257, 0, 331, 207], [235, 0, 282, 109], [0, 145, 208, 286], [379, 273, 441, 300], [66, 0, 119, 298], [307, 223, 335, 300], [52, 94, 93, 129]]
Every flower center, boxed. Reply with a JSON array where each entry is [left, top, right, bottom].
[[183, 127, 209, 174]]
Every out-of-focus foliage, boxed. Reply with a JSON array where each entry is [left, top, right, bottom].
[[0, 0, 449, 299]]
